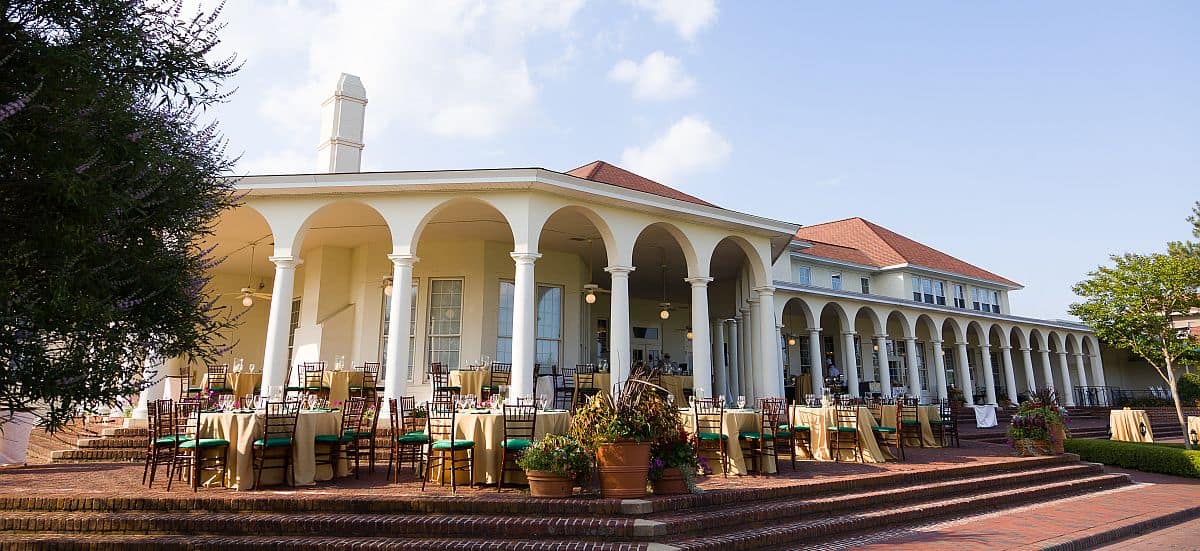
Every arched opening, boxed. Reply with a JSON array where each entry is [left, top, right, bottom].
[[965, 320, 993, 404], [626, 222, 696, 380], [988, 323, 1015, 404], [817, 301, 853, 396], [851, 306, 884, 395], [941, 317, 971, 404], [201, 204, 275, 382], [914, 314, 946, 400], [710, 235, 772, 400]]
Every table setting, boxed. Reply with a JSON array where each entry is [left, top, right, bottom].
[[676, 394, 776, 475]]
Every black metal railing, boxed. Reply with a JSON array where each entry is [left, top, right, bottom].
[[1074, 386, 1175, 408]]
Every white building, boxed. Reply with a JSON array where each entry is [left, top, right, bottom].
[[167, 74, 1146, 412]]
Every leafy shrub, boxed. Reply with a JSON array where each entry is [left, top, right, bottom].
[[515, 434, 590, 482], [1178, 373, 1200, 406], [1064, 439, 1200, 478]]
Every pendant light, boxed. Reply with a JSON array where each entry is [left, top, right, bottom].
[[383, 277, 394, 297], [658, 247, 670, 320], [788, 335, 797, 346]]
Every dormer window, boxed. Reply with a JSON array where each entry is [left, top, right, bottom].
[[911, 277, 945, 305], [973, 288, 1000, 313], [830, 272, 842, 291], [796, 265, 811, 286], [953, 284, 966, 308]]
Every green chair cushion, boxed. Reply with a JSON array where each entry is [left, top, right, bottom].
[[871, 426, 897, 433], [178, 438, 229, 449], [929, 419, 952, 425], [434, 386, 461, 392], [793, 425, 812, 432], [503, 438, 531, 450], [397, 433, 430, 443], [739, 431, 773, 440], [186, 387, 204, 393], [285, 386, 304, 391], [481, 385, 500, 392], [901, 420, 921, 425], [154, 435, 188, 446], [431, 439, 474, 450], [254, 436, 293, 448], [777, 430, 793, 438], [354, 430, 374, 438], [208, 386, 229, 392], [697, 432, 727, 441], [827, 426, 857, 433], [315, 433, 355, 444]]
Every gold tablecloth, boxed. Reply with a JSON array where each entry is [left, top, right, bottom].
[[1110, 409, 1154, 443], [428, 409, 571, 485], [790, 405, 890, 463], [200, 372, 263, 398], [198, 409, 349, 490], [878, 405, 942, 448], [679, 408, 776, 475], [589, 373, 692, 399], [323, 371, 365, 404], [450, 369, 492, 397], [1189, 416, 1200, 443]]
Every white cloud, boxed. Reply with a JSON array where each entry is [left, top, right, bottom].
[[608, 51, 696, 101], [632, 0, 718, 40], [238, 149, 312, 176], [620, 115, 731, 185]]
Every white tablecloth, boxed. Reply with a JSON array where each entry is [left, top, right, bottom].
[[971, 405, 998, 428], [0, 411, 38, 466]]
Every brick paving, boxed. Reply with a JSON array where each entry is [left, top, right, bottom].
[[1094, 516, 1200, 550]]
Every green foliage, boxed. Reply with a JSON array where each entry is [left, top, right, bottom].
[[568, 382, 681, 453], [1178, 373, 1200, 407], [1064, 439, 1200, 479], [1006, 390, 1068, 442], [1166, 201, 1200, 258], [515, 434, 590, 482], [0, 1, 240, 430]]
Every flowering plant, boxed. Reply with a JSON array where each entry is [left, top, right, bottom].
[[516, 434, 591, 483], [1007, 388, 1069, 445], [649, 429, 703, 492]]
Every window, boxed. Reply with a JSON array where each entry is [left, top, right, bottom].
[[915, 342, 928, 390], [427, 279, 463, 370], [993, 291, 1002, 314], [953, 284, 966, 308], [942, 346, 957, 387], [796, 265, 812, 286], [860, 277, 870, 294], [972, 288, 1000, 313], [286, 297, 301, 366], [853, 335, 864, 381], [798, 336, 811, 374], [911, 277, 946, 305], [496, 282, 563, 372], [831, 273, 842, 291], [382, 283, 420, 382]]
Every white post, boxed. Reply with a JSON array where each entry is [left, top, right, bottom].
[[605, 266, 634, 388], [745, 298, 760, 400], [1057, 352, 1075, 406], [1020, 347, 1037, 394], [955, 342, 974, 405], [132, 356, 166, 420], [932, 340, 948, 401], [686, 277, 714, 398], [1073, 353, 1089, 389], [261, 256, 302, 396], [904, 338, 923, 399], [809, 328, 824, 397], [755, 287, 782, 399], [1039, 349, 1055, 393], [1091, 352, 1107, 389], [843, 332, 861, 398], [876, 335, 892, 397], [510, 252, 541, 401], [728, 316, 741, 397], [1000, 345, 1019, 405], [980, 343, 998, 405], [712, 319, 727, 397], [383, 254, 417, 407]]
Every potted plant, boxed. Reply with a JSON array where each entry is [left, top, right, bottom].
[[1007, 388, 1069, 456], [649, 429, 702, 495], [515, 434, 590, 497], [570, 379, 675, 498]]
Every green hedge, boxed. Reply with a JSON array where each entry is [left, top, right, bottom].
[[1065, 438, 1200, 478]]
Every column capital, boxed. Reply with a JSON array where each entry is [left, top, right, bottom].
[[999, 344, 1012, 350], [1020, 346, 1032, 352], [1072, 352, 1085, 358], [604, 265, 635, 276], [729, 316, 739, 325], [752, 285, 776, 296], [510, 252, 542, 264], [842, 331, 856, 337], [874, 334, 889, 341], [386, 253, 419, 266], [740, 306, 752, 313], [931, 339, 944, 346], [808, 327, 822, 335], [684, 276, 713, 287], [268, 255, 303, 269], [1057, 351, 1069, 357], [955, 341, 969, 348], [903, 336, 918, 343]]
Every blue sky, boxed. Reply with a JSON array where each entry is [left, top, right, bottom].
[[205, 1, 1199, 321]]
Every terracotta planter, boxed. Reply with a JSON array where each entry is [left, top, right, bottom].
[[596, 440, 651, 498], [1012, 438, 1050, 457], [525, 470, 574, 498], [1049, 423, 1066, 455], [651, 467, 689, 495]]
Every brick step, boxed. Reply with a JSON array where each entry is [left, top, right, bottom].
[[0, 534, 642, 551], [101, 427, 147, 438], [75, 437, 145, 449], [664, 472, 1132, 550], [50, 449, 144, 463]]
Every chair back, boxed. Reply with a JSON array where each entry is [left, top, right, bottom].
[[428, 361, 449, 388], [339, 397, 367, 437], [555, 364, 577, 390], [490, 362, 512, 386], [264, 400, 301, 442], [207, 364, 228, 390], [833, 403, 858, 430], [938, 398, 957, 424], [759, 398, 785, 438], [303, 362, 326, 388], [575, 364, 596, 389], [693, 396, 724, 436], [147, 399, 174, 443], [866, 397, 883, 422], [165, 376, 193, 401], [502, 404, 537, 444], [394, 396, 419, 434], [427, 400, 457, 443], [173, 400, 203, 443]]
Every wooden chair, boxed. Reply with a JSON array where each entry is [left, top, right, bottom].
[[692, 397, 729, 477], [351, 362, 381, 403], [496, 404, 537, 492], [206, 364, 232, 395], [165, 375, 198, 402], [388, 397, 429, 482], [167, 400, 229, 491], [573, 364, 600, 410], [428, 362, 460, 403], [353, 397, 383, 474], [552, 365, 576, 410], [898, 397, 923, 450], [485, 362, 512, 400], [303, 362, 329, 399], [785, 400, 812, 464], [422, 400, 474, 493], [931, 399, 959, 447], [827, 403, 863, 463], [315, 397, 366, 479], [252, 400, 300, 489], [740, 398, 783, 475], [142, 399, 178, 488], [871, 399, 904, 460]]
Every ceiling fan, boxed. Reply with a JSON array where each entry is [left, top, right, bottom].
[[571, 236, 610, 304], [656, 247, 687, 320], [222, 242, 272, 307]]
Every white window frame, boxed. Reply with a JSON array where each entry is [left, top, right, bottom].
[[953, 284, 966, 308], [286, 297, 301, 367], [381, 281, 420, 383], [830, 272, 842, 291], [427, 278, 464, 371], [796, 265, 812, 286], [860, 277, 870, 294], [496, 281, 564, 372]]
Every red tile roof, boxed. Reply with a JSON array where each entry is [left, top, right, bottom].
[[564, 161, 717, 208], [797, 240, 878, 267], [795, 217, 1021, 287]]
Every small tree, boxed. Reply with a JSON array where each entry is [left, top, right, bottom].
[[1069, 253, 1200, 449]]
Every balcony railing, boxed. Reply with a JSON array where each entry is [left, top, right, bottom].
[[1073, 386, 1176, 408]]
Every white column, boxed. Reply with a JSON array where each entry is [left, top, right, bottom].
[[979, 343, 998, 405], [1039, 349, 1055, 393], [904, 338, 922, 398], [843, 332, 861, 398], [686, 277, 714, 398], [746, 298, 760, 400], [875, 336, 892, 397], [510, 252, 541, 401], [383, 254, 417, 407], [1073, 353, 1089, 388], [754, 288, 783, 399], [932, 340, 948, 401], [132, 356, 167, 419], [1020, 347, 1037, 394], [728, 316, 741, 397], [860, 338, 875, 383], [739, 306, 754, 399], [605, 265, 634, 388], [1091, 352, 1107, 389], [712, 319, 727, 398], [809, 329, 824, 396], [261, 255, 302, 396], [955, 342, 974, 405], [1057, 352, 1075, 406], [1000, 345, 1018, 405]]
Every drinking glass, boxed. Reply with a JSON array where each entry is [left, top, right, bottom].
[[221, 395, 234, 412], [667, 394, 675, 406], [687, 395, 695, 410], [539, 394, 549, 410], [736, 395, 746, 409]]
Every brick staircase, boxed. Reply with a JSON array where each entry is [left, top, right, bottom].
[[0, 454, 1135, 550], [964, 406, 1189, 445]]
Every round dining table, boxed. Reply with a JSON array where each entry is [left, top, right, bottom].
[[677, 408, 776, 475], [198, 408, 348, 490], [427, 408, 571, 485]]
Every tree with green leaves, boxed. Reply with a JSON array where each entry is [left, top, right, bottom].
[[0, 0, 240, 431], [1167, 201, 1200, 258], [1069, 253, 1200, 449]]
